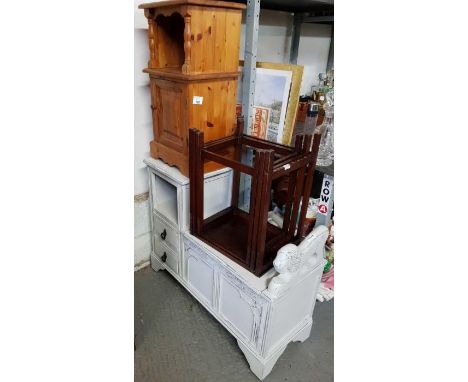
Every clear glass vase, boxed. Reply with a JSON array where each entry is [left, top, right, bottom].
[[315, 96, 334, 167]]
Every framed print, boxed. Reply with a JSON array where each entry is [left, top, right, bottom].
[[238, 61, 304, 145]]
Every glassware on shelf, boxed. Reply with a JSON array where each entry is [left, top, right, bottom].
[[323, 69, 335, 94], [318, 72, 327, 89], [312, 73, 327, 104], [304, 102, 320, 136], [311, 85, 319, 101], [315, 90, 334, 167]]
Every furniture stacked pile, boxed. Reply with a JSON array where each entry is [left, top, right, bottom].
[[139, 1, 327, 379]]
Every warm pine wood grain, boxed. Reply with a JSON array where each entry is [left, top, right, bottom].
[[188, 79, 237, 140], [182, 15, 192, 73], [155, 13, 185, 70], [139, 0, 246, 11], [150, 79, 187, 151], [149, 74, 240, 176], [150, 140, 189, 176], [143, 3, 242, 74], [224, 9, 241, 72], [145, 9, 158, 68], [144, 68, 240, 81], [142, 0, 243, 176]]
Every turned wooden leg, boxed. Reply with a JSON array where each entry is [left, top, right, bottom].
[[144, 9, 158, 68], [182, 15, 191, 74]]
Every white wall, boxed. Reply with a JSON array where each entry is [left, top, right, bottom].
[[240, 10, 293, 64], [134, 2, 152, 268], [240, 9, 332, 94], [296, 22, 333, 95], [133, 4, 332, 266], [134, 15, 151, 196], [134, 196, 152, 269]]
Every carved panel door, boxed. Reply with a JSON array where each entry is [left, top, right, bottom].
[[151, 79, 187, 154]]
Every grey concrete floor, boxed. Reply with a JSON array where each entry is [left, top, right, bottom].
[[135, 266, 333, 382]]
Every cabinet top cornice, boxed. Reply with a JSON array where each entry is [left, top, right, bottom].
[[138, 0, 246, 10]]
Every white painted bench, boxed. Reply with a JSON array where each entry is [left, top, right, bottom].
[[145, 158, 327, 380]]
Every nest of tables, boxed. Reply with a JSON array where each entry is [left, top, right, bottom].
[[189, 117, 321, 276]]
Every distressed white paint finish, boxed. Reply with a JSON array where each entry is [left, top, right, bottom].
[[238, 320, 312, 380], [185, 233, 276, 292], [146, 159, 326, 380], [182, 235, 271, 353], [145, 158, 234, 277], [186, 253, 216, 306], [154, 241, 179, 274], [144, 157, 233, 231], [144, 157, 189, 185], [182, 231, 325, 379], [203, 170, 233, 219], [267, 225, 328, 297], [153, 212, 180, 253]]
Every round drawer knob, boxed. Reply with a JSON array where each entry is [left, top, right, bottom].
[[161, 252, 167, 263], [160, 229, 167, 240]]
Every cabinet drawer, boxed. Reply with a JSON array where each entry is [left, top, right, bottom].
[[154, 242, 179, 274], [153, 213, 180, 253]]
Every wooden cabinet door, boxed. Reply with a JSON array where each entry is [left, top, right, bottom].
[[150, 79, 187, 154]]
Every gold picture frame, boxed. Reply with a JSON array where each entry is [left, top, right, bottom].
[[239, 61, 304, 146]]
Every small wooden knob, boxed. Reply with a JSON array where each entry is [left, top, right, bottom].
[[161, 252, 167, 263], [160, 229, 167, 240]]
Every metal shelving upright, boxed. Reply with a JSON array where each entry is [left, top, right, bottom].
[[231, 0, 334, 133]]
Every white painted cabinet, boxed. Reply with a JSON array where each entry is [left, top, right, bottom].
[[145, 158, 326, 380]]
